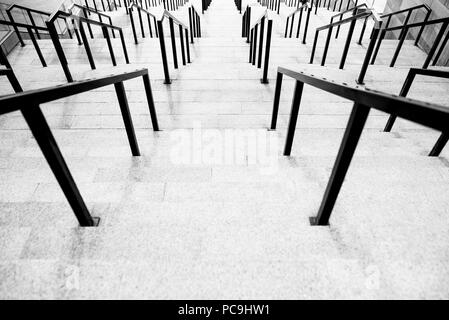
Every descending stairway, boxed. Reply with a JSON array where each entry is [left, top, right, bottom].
[[0, 0, 448, 299]]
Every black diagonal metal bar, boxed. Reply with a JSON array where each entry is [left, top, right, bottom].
[[429, 132, 448, 157], [114, 81, 141, 156], [311, 103, 370, 226], [284, 81, 305, 156], [22, 105, 97, 226], [270, 71, 283, 129]]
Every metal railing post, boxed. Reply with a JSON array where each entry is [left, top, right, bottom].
[[270, 71, 283, 128], [429, 132, 449, 157], [78, 21, 96, 70], [247, 7, 251, 43], [185, 29, 191, 63], [142, 73, 160, 131], [103, 26, 117, 66], [302, 3, 312, 44], [358, 17, 368, 45], [46, 20, 73, 82], [415, 10, 430, 45], [179, 25, 186, 66], [339, 18, 356, 69], [258, 17, 265, 68], [310, 30, 319, 63], [157, 20, 171, 84], [289, 14, 295, 38], [384, 70, 415, 131], [390, 26, 408, 67], [423, 21, 448, 69], [114, 81, 141, 156], [321, 26, 333, 66], [119, 29, 130, 64], [129, 7, 139, 44], [357, 27, 380, 84], [189, 7, 194, 43], [432, 31, 449, 66], [168, 17, 178, 69], [22, 105, 97, 227], [138, 7, 145, 37], [252, 24, 258, 65], [311, 103, 370, 226], [27, 27, 47, 67], [261, 19, 272, 84], [0, 46, 12, 69], [284, 81, 305, 156], [6, 11, 25, 47]]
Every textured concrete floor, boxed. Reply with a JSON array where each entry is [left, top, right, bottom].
[[0, 0, 448, 299]]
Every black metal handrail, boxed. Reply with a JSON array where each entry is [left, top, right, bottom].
[[247, 11, 273, 84], [85, 0, 119, 12], [371, 16, 447, 69], [0, 19, 48, 68], [270, 66, 449, 226], [6, 3, 73, 46], [188, 5, 202, 43], [283, 0, 315, 44], [383, 68, 449, 157], [258, 0, 281, 14], [320, 0, 357, 12], [284, 2, 308, 40], [330, 2, 364, 39], [163, 0, 188, 11], [46, 10, 130, 83], [202, 0, 212, 14], [310, 10, 374, 69], [370, 4, 431, 66], [69, 3, 117, 39], [234, 0, 242, 14], [0, 67, 159, 227], [127, 2, 194, 84], [128, 2, 159, 41]]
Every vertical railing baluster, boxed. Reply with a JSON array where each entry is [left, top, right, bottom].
[[258, 17, 265, 69], [157, 20, 171, 84], [179, 25, 186, 66], [168, 17, 178, 69], [270, 71, 283, 128], [261, 19, 272, 84]]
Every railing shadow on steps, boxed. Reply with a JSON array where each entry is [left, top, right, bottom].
[[0, 66, 160, 227], [128, 2, 200, 84], [270, 66, 449, 226], [383, 67, 449, 157], [47, 10, 130, 82], [247, 9, 273, 84]]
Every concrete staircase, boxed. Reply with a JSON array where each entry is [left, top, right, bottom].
[[0, 0, 448, 299]]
